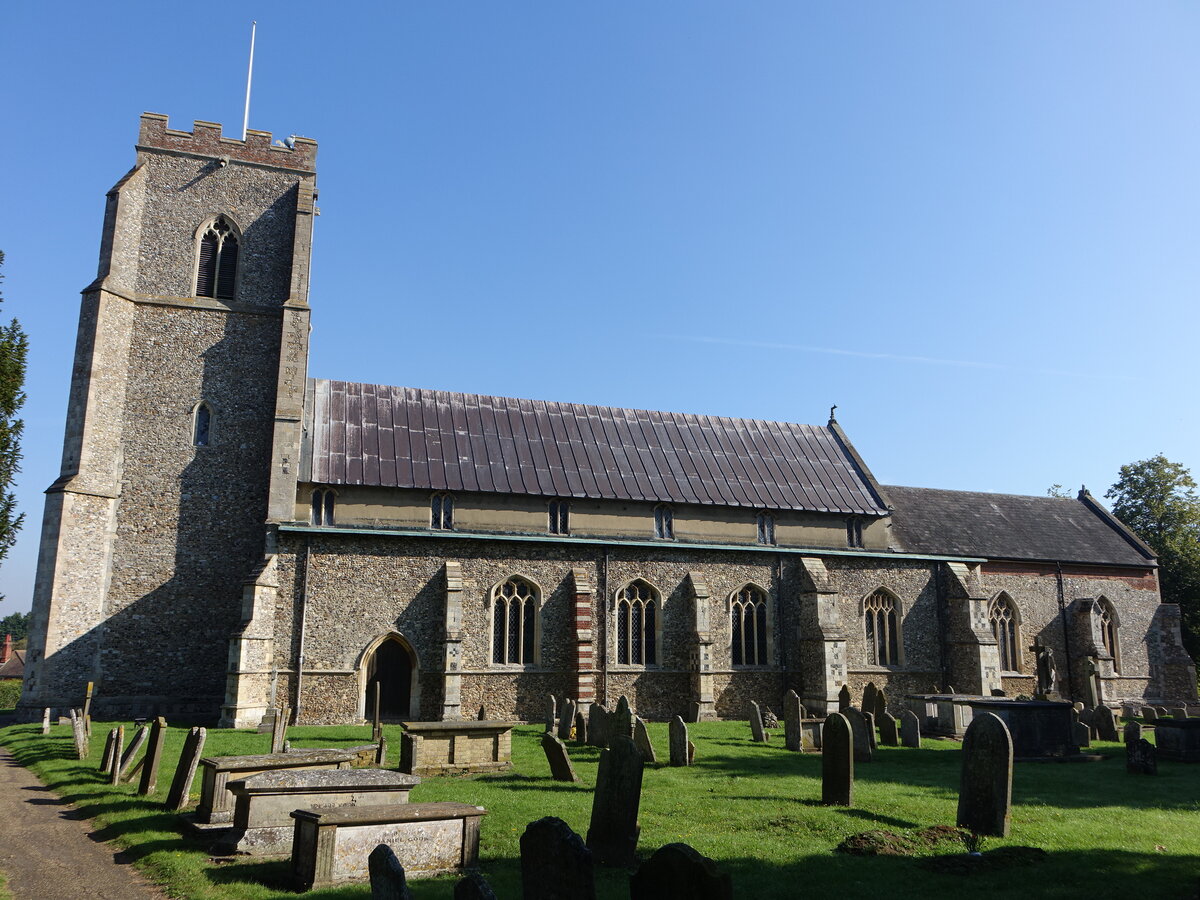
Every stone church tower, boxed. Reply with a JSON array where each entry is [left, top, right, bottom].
[[19, 115, 315, 717]]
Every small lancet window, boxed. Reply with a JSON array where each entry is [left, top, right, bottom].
[[654, 504, 674, 540], [311, 489, 335, 526], [548, 500, 570, 535], [196, 216, 240, 300], [193, 402, 212, 447], [847, 517, 864, 548], [431, 492, 454, 530], [756, 512, 776, 545]]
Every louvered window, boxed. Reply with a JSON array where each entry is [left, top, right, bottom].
[[732, 585, 769, 666], [492, 578, 538, 665], [196, 216, 239, 300], [616, 580, 659, 666]]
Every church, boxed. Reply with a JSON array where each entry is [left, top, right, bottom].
[[17, 114, 1196, 727]]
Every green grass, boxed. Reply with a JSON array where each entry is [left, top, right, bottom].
[[1, 719, 1197, 899]]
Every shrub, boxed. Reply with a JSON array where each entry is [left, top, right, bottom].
[[0, 679, 21, 710]]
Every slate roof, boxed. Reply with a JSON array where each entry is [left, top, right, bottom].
[[305, 380, 889, 515], [885, 485, 1155, 567], [0, 648, 24, 680]]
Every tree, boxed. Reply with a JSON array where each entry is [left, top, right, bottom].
[[1106, 455, 1200, 654], [0, 252, 25, 590], [0, 611, 30, 644], [1046, 484, 1071, 499]]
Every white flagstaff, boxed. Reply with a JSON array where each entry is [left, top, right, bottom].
[[242, 20, 257, 141]]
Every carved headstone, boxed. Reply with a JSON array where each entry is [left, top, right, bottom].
[[1126, 738, 1157, 775], [614, 696, 634, 740], [522, 816, 595, 900], [117, 725, 149, 782], [633, 716, 657, 763], [588, 704, 609, 748], [574, 710, 587, 744], [783, 690, 803, 752], [842, 707, 872, 763], [559, 698, 578, 741], [1123, 721, 1143, 745], [630, 842, 733, 900], [100, 728, 118, 772], [874, 689, 888, 722], [669, 716, 690, 766], [546, 694, 557, 732], [838, 684, 851, 710], [899, 709, 921, 748], [368, 842, 413, 900], [165, 726, 207, 811], [861, 682, 878, 718], [1142, 706, 1158, 723], [877, 711, 899, 747], [541, 732, 581, 783], [586, 735, 643, 867], [822, 712, 853, 806], [957, 712, 1013, 838], [748, 701, 767, 743], [137, 717, 168, 795], [108, 725, 125, 784], [454, 871, 498, 900], [1093, 705, 1119, 742]]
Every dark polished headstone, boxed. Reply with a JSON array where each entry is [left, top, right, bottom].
[[629, 842, 733, 900], [957, 712, 1013, 838], [821, 712, 853, 806], [523, 816, 595, 900], [368, 842, 413, 900]]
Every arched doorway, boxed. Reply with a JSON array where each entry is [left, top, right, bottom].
[[365, 637, 415, 720]]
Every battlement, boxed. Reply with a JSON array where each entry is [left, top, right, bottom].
[[137, 113, 317, 172]]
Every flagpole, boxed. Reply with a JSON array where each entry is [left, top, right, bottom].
[[242, 21, 257, 140]]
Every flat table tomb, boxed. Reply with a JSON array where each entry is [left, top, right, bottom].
[[196, 750, 354, 824], [399, 721, 517, 775]]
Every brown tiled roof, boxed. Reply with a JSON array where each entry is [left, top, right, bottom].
[[0, 649, 24, 680], [885, 485, 1156, 567], [305, 380, 888, 515]]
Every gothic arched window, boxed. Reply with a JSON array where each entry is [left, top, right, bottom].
[[192, 402, 212, 447], [731, 584, 769, 666], [989, 593, 1020, 672], [1098, 597, 1120, 673], [492, 577, 539, 666], [864, 589, 901, 666], [616, 579, 660, 666], [196, 216, 240, 300]]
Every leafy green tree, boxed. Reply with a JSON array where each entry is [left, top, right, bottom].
[[0, 252, 24, 589], [1106, 455, 1200, 654], [0, 610, 30, 644], [1046, 484, 1071, 499]]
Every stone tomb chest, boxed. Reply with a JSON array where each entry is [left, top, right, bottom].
[[1154, 718, 1200, 762], [967, 699, 1078, 759], [222, 769, 421, 855], [399, 721, 516, 776], [290, 801, 486, 889], [905, 694, 983, 738], [196, 750, 354, 824]]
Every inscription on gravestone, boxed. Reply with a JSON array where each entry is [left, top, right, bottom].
[[822, 712, 853, 806], [957, 712, 1013, 838], [586, 735, 643, 867]]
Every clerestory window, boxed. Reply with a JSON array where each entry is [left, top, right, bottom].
[[310, 489, 335, 526], [548, 500, 570, 535], [654, 504, 674, 540], [430, 492, 454, 530], [196, 216, 240, 300], [756, 512, 776, 545]]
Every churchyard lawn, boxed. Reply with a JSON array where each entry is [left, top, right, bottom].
[[1, 719, 1197, 899]]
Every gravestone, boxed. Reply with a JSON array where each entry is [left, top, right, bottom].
[[282, 741, 291, 753], [1073, 701, 1085, 712], [109, 726, 125, 784], [166, 726, 207, 811], [118, 725, 149, 782], [546, 694, 557, 732], [838, 684, 851, 710], [862, 682, 878, 718], [633, 716, 657, 763], [69, 709, 89, 760], [1093, 705, 1119, 742], [586, 735, 643, 867], [1072, 710, 1090, 749], [575, 710, 588, 744], [588, 704, 609, 748], [376, 736, 387, 766], [688, 741, 696, 765], [372, 686, 383, 741], [1156, 706, 1170, 717], [686, 700, 702, 723], [783, 690, 803, 752], [522, 816, 595, 900], [138, 717, 168, 795], [877, 711, 899, 747], [559, 698, 577, 741], [864, 711, 878, 750], [82, 682, 94, 734], [874, 689, 888, 722], [748, 701, 768, 742], [630, 842, 733, 900], [1173, 707, 1188, 720], [957, 712, 1013, 838], [1126, 738, 1157, 775], [669, 716, 690, 766], [822, 712, 853, 806], [842, 707, 872, 763], [762, 707, 779, 730], [100, 728, 118, 772], [1143, 706, 1158, 723], [271, 706, 290, 755], [541, 732, 581, 783], [1123, 721, 1143, 745], [614, 696, 635, 740], [41, 707, 51, 736], [454, 871, 497, 900], [368, 842, 412, 900], [899, 709, 920, 748]]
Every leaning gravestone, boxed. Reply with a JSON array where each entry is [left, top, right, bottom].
[[368, 842, 413, 900], [614, 696, 635, 740], [1142, 706, 1158, 723], [70, 709, 89, 760], [838, 684, 852, 710], [100, 728, 118, 772], [822, 712, 853, 806], [574, 710, 588, 744], [1156, 706, 1170, 718], [109, 726, 125, 784], [523, 816, 596, 900], [957, 712, 1013, 838], [454, 871, 498, 900], [863, 711, 878, 750], [630, 842, 733, 900], [546, 694, 557, 732], [138, 717, 169, 796], [842, 707, 872, 763], [270, 705, 290, 754], [586, 735, 643, 867], [748, 701, 768, 743], [559, 698, 578, 741], [874, 689, 888, 722], [1094, 706, 1119, 742], [541, 732, 581, 783], [633, 717, 657, 763], [1126, 738, 1157, 775], [117, 725, 149, 782], [900, 709, 921, 748], [1123, 721, 1143, 745], [877, 711, 899, 747], [166, 726, 207, 811], [669, 716, 690, 766], [588, 704, 609, 748], [783, 690, 803, 752]]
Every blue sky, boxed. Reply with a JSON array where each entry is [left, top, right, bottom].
[[2, 3, 1198, 612]]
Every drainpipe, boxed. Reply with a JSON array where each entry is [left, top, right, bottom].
[[600, 549, 609, 707], [1056, 561, 1074, 699], [293, 537, 312, 725]]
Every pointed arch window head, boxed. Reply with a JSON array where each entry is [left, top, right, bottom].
[[431, 492, 454, 530], [989, 593, 1020, 673], [654, 504, 674, 540], [616, 579, 660, 666], [492, 577, 539, 666], [192, 402, 212, 447], [196, 216, 240, 300], [311, 489, 335, 526], [864, 589, 901, 666], [731, 584, 770, 666], [1097, 597, 1121, 673]]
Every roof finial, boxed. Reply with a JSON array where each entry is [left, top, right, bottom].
[[828, 404, 838, 425]]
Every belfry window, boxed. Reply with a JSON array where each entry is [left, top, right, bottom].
[[431, 492, 454, 530], [492, 577, 539, 665], [864, 589, 900, 666], [731, 584, 769, 666], [616, 580, 659, 666], [310, 489, 335, 526], [548, 500, 570, 535], [196, 216, 240, 300], [192, 402, 212, 447], [989, 594, 1020, 672], [654, 504, 674, 540]]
